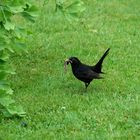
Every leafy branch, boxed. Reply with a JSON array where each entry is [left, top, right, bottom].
[[0, 2, 38, 118], [0, 0, 85, 118], [55, 0, 85, 20]]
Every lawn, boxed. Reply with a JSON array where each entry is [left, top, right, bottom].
[[0, 0, 140, 139]]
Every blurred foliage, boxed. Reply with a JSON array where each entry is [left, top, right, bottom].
[[0, 1, 38, 118], [55, 0, 85, 20]]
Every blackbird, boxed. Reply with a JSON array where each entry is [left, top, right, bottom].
[[65, 48, 110, 89]]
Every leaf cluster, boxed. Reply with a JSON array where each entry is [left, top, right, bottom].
[[0, 1, 38, 118]]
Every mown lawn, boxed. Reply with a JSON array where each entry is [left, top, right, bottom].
[[0, 0, 140, 139]]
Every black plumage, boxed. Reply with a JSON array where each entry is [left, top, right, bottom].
[[65, 48, 110, 89]]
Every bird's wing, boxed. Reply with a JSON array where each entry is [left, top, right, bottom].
[[76, 67, 101, 80]]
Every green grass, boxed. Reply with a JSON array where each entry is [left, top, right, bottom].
[[1, 0, 140, 139]]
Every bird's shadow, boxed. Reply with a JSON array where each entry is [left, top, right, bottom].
[[63, 81, 108, 96]]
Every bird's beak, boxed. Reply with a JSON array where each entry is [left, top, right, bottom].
[[65, 59, 72, 64], [64, 59, 72, 73]]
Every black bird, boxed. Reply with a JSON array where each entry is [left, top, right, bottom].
[[65, 48, 110, 89]]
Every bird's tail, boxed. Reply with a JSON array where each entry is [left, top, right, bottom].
[[94, 48, 110, 73]]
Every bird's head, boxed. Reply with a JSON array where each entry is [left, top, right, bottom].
[[64, 57, 81, 72], [65, 57, 81, 65]]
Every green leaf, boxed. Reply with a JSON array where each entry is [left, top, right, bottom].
[[7, 5, 24, 13], [0, 96, 15, 107], [0, 64, 15, 75], [0, 9, 4, 22], [0, 71, 7, 79], [0, 51, 9, 61], [4, 21, 15, 31], [0, 35, 7, 51], [14, 27, 22, 39], [1, 109, 12, 117], [26, 5, 38, 17], [7, 104, 26, 117], [7, 46, 15, 53], [0, 80, 13, 95], [2, 6, 13, 21], [21, 4, 38, 22], [0, 89, 7, 97], [56, 0, 85, 16], [65, 0, 85, 15], [11, 42, 28, 53], [6, 88, 14, 95]]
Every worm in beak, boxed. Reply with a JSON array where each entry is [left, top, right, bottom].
[[64, 59, 72, 73]]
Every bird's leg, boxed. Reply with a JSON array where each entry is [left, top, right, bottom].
[[85, 83, 90, 90]]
